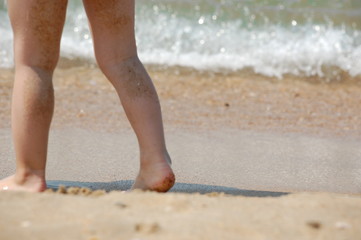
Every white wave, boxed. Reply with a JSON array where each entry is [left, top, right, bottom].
[[0, 10, 13, 68], [1, 4, 360, 79]]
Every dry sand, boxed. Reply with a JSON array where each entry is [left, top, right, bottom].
[[1, 190, 361, 240], [1, 65, 361, 239]]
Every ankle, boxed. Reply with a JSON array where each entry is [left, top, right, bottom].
[[139, 150, 172, 168]]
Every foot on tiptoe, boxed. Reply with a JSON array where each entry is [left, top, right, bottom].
[[131, 154, 175, 193]]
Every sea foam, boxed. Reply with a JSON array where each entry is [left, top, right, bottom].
[[0, 0, 360, 80]]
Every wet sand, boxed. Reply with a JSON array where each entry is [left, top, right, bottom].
[[2, 65, 361, 136], [1, 65, 361, 239]]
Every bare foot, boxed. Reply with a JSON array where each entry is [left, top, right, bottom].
[[131, 154, 175, 192], [0, 174, 46, 193]]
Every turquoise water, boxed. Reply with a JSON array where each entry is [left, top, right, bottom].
[[1, 0, 360, 79]]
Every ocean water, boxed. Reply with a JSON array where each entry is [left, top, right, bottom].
[[0, 0, 360, 80]]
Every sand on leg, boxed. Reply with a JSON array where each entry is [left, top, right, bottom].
[[82, 0, 175, 192], [0, 0, 68, 192]]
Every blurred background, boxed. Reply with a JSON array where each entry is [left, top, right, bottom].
[[0, 0, 360, 81]]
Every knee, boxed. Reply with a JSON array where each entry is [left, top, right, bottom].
[[15, 60, 57, 84], [16, 58, 59, 74], [14, 47, 60, 73], [93, 41, 137, 74]]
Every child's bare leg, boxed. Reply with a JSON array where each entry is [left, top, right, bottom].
[[102, 57, 174, 192], [0, 0, 67, 192], [83, 0, 174, 192]]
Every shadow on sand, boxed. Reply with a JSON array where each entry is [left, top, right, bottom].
[[47, 180, 288, 197]]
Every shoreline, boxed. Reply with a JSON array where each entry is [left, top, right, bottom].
[[2, 65, 361, 193]]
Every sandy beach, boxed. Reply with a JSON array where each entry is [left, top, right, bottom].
[[1, 65, 361, 239], [1, 190, 361, 240]]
